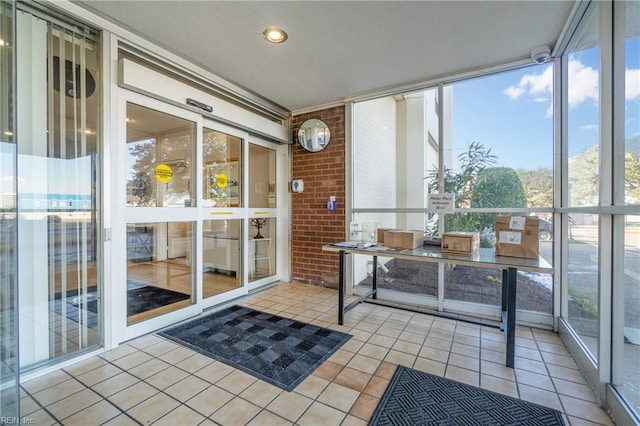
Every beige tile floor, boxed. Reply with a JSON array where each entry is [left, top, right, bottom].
[[20, 281, 616, 425]]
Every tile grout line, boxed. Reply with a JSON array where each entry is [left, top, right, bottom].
[[19, 384, 65, 425]]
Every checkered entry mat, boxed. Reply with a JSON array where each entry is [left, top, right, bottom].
[[369, 365, 565, 426], [158, 305, 351, 391]]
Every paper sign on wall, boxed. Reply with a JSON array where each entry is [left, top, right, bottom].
[[428, 193, 455, 213]]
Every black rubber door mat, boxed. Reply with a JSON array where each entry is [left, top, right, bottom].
[[158, 305, 352, 391], [369, 365, 565, 426]]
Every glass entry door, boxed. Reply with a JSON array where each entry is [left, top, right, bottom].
[[119, 93, 287, 341], [202, 126, 243, 299], [125, 100, 196, 326], [248, 142, 277, 284]]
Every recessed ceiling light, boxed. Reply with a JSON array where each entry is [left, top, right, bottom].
[[262, 27, 288, 44]]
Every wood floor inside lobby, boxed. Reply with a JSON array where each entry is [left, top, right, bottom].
[[25, 281, 615, 425]]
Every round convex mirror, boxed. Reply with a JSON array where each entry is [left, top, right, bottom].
[[298, 119, 331, 152]]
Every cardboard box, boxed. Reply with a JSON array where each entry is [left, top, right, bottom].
[[384, 230, 424, 250], [377, 228, 394, 244], [442, 232, 480, 254], [495, 216, 539, 259]]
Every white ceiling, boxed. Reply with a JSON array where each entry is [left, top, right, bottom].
[[73, 0, 577, 114]]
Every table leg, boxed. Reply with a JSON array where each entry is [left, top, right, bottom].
[[372, 255, 378, 300], [501, 269, 508, 312], [338, 250, 345, 325], [506, 267, 517, 368]]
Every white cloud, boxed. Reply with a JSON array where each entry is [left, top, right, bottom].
[[627, 68, 640, 101], [533, 97, 548, 103], [503, 58, 600, 111], [503, 65, 553, 100], [504, 85, 525, 99], [580, 124, 599, 131], [567, 58, 598, 108]]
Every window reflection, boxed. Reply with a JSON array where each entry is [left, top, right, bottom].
[[203, 219, 241, 297], [249, 218, 275, 281], [564, 1, 602, 362], [614, 0, 640, 413], [126, 222, 193, 324], [248, 144, 276, 208], [203, 128, 242, 208], [566, 213, 599, 359], [126, 103, 195, 207]]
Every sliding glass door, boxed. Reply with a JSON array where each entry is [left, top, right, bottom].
[[202, 126, 243, 299], [119, 92, 287, 340], [125, 100, 197, 325]]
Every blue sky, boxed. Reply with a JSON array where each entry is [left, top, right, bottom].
[[450, 37, 640, 171]]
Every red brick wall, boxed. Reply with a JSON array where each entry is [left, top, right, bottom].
[[291, 106, 345, 288]]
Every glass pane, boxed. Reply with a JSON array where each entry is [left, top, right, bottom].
[[203, 128, 242, 207], [127, 222, 193, 324], [353, 88, 439, 209], [566, 4, 601, 207], [566, 213, 599, 360], [443, 66, 553, 211], [351, 212, 438, 299], [203, 219, 241, 297], [614, 0, 640, 414], [441, 212, 553, 314], [0, 0, 18, 416], [126, 103, 195, 207], [17, 13, 100, 369], [615, 215, 640, 416], [625, 4, 640, 207], [249, 218, 275, 281], [438, 67, 554, 315], [248, 144, 275, 208]]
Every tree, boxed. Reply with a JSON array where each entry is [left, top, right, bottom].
[[426, 141, 497, 233], [568, 145, 599, 206], [517, 168, 553, 207], [624, 151, 640, 203], [569, 144, 640, 205], [471, 167, 528, 245]]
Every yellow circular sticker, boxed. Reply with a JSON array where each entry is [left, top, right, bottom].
[[155, 164, 173, 183], [215, 173, 228, 189]]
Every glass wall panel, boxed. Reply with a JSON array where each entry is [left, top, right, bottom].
[[351, 89, 440, 302], [203, 128, 242, 208], [127, 222, 193, 324], [613, 1, 640, 414], [248, 142, 276, 282], [566, 5, 601, 207], [203, 219, 241, 297], [0, 0, 18, 417], [353, 88, 439, 210], [613, 215, 640, 416], [16, 9, 100, 369], [351, 212, 438, 299], [440, 67, 553, 314], [248, 144, 275, 208], [353, 72, 554, 318], [566, 213, 599, 359], [442, 66, 553, 211], [441, 212, 553, 314], [248, 218, 275, 281], [126, 103, 194, 207]]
